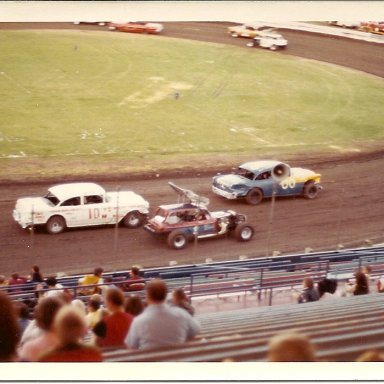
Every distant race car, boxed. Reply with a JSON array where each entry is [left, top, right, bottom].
[[227, 23, 275, 38], [108, 22, 164, 34], [212, 160, 322, 205], [144, 182, 254, 249], [246, 32, 288, 50], [13, 182, 149, 234]]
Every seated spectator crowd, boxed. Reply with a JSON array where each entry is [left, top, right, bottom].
[[0, 263, 201, 362]]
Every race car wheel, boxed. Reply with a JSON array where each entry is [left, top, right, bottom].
[[235, 223, 254, 242], [122, 211, 144, 228], [168, 230, 188, 250], [46, 216, 66, 234], [303, 181, 319, 199], [230, 32, 239, 37], [245, 188, 263, 205], [270, 45, 278, 51]]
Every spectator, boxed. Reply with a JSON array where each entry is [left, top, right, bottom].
[[124, 294, 144, 317], [100, 276, 118, 297], [170, 287, 195, 316], [377, 276, 384, 293], [18, 296, 65, 361], [122, 265, 145, 292], [8, 272, 27, 293], [71, 299, 86, 315], [125, 279, 200, 350], [267, 332, 316, 362], [0, 291, 21, 361], [86, 294, 103, 330], [79, 267, 104, 295], [16, 301, 31, 335], [353, 271, 369, 296], [0, 275, 8, 286], [38, 306, 102, 362], [93, 288, 133, 347], [317, 278, 338, 300], [44, 276, 65, 298], [29, 265, 44, 284], [298, 277, 320, 304], [356, 350, 384, 362]]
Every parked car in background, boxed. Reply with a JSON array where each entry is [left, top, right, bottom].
[[359, 21, 384, 35], [328, 21, 360, 29], [246, 32, 288, 50], [212, 160, 322, 205], [144, 182, 254, 249], [13, 182, 149, 234], [108, 22, 164, 34], [227, 23, 274, 38]]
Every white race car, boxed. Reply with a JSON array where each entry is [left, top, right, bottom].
[[13, 182, 149, 234], [247, 32, 288, 51]]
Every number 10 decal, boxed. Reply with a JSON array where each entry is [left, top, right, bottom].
[[89, 208, 100, 219]]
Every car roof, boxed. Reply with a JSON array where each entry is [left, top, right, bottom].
[[48, 183, 105, 201], [158, 203, 200, 211], [240, 160, 283, 173]]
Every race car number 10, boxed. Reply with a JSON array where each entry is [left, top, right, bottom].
[[89, 208, 101, 219]]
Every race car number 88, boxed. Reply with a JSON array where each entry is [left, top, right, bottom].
[[280, 177, 296, 189]]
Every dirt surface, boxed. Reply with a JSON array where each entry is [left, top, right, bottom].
[[1, 22, 384, 277]]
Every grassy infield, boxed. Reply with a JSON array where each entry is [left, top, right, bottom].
[[1, 29, 383, 180]]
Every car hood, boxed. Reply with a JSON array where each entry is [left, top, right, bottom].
[[214, 174, 251, 187], [15, 197, 53, 212]]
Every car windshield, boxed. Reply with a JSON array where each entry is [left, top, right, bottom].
[[236, 167, 255, 180], [44, 192, 60, 206]]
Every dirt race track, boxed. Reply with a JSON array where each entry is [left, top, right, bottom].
[[1, 22, 384, 276]]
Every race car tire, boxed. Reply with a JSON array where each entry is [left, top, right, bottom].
[[245, 188, 263, 205], [230, 32, 239, 37], [46, 215, 66, 234], [270, 45, 278, 51], [235, 223, 254, 242], [167, 230, 189, 250], [122, 211, 144, 228], [303, 181, 319, 199]]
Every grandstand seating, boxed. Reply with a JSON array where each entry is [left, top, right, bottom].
[[103, 293, 384, 362]]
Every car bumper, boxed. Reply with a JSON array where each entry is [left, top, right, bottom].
[[144, 224, 167, 236], [212, 186, 240, 200], [13, 210, 31, 228]]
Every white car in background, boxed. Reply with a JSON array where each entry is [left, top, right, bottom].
[[13, 182, 149, 234], [247, 32, 288, 50]]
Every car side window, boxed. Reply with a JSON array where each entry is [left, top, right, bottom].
[[256, 171, 271, 181], [84, 195, 103, 204], [61, 197, 81, 207], [166, 213, 182, 225]]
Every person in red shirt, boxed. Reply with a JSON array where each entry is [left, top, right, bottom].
[[122, 266, 145, 292], [93, 288, 133, 347], [38, 305, 102, 362]]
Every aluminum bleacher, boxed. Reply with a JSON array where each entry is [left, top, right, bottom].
[[3, 244, 384, 308], [103, 293, 384, 362]]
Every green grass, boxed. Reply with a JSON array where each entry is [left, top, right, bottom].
[[0, 29, 383, 180]]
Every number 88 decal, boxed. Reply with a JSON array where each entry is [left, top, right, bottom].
[[280, 176, 296, 189]]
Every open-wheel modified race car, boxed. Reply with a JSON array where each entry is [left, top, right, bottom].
[[144, 182, 254, 250], [212, 160, 322, 205], [13, 182, 149, 234]]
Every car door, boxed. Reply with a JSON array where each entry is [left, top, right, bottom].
[[193, 210, 217, 237], [82, 194, 109, 226], [58, 196, 82, 227]]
